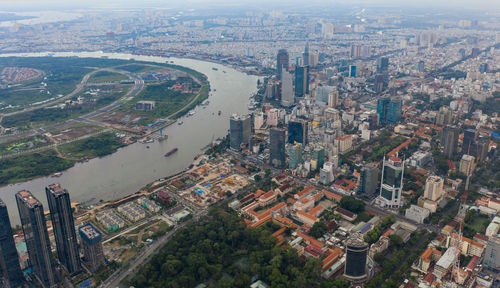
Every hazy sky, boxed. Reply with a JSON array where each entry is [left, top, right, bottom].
[[0, 0, 499, 10]]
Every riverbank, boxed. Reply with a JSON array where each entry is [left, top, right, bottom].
[[0, 52, 260, 226], [0, 132, 126, 186]]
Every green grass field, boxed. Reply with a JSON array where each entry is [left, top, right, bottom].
[[89, 71, 128, 82], [59, 132, 126, 159]]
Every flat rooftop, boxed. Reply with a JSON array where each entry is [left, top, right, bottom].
[[79, 224, 101, 240], [16, 190, 41, 207]]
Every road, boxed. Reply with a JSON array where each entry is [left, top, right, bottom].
[[100, 202, 207, 288]]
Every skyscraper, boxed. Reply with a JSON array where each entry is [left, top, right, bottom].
[[442, 126, 459, 159], [423, 176, 443, 202], [0, 199, 24, 288], [230, 114, 251, 151], [377, 98, 402, 124], [287, 143, 303, 169], [294, 65, 309, 98], [79, 224, 106, 272], [46, 184, 81, 275], [348, 65, 357, 77], [462, 129, 477, 155], [269, 127, 286, 168], [303, 43, 310, 67], [276, 49, 289, 80], [287, 119, 308, 144], [376, 57, 389, 74], [376, 156, 404, 208], [281, 70, 294, 107], [344, 234, 369, 282], [359, 164, 379, 196], [459, 154, 475, 177], [16, 190, 57, 288]]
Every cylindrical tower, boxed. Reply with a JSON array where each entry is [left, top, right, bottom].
[[344, 234, 369, 281]]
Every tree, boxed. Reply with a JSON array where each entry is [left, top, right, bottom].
[[339, 196, 365, 214], [309, 221, 327, 238], [389, 234, 404, 248]]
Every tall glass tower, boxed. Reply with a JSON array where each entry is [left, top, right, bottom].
[[16, 190, 57, 288], [0, 199, 24, 288], [46, 184, 81, 275]]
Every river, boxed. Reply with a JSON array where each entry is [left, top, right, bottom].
[[0, 51, 260, 225]]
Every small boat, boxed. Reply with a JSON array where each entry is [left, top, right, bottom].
[[212, 67, 218, 71], [178, 121, 184, 125], [50, 172, 63, 177], [188, 111, 195, 116], [146, 146, 150, 149], [218, 110, 222, 116], [165, 148, 178, 157]]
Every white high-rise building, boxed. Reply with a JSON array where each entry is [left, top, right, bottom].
[[423, 176, 443, 202], [254, 111, 264, 130], [281, 70, 294, 107], [376, 156, 404, 208]]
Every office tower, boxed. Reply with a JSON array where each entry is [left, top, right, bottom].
[[350, 44, 362, 59], [303, 43, 310, 67], [288, 119, 308, 144], [377, 156, 404, 208], [287, 143, 303, 169], [462, 129, 476, 154], [312, 147, 326, 169], [254, 111, 264, 130], [377, 98, 402, 124], [417, 60, 425, 72], [473, 137, 489, 162], [269, 127, 286, 168], [294, 66, 309, 98], [0, 199, 24, 288], [374, 74, 386, 93], [459, 154, 475, 177], [230, 114, 251, 151], [281, 70, 294, 107], [442, 126, 459, 159], [46, 184, 81, 275], [315, 85, 334, 106], [423, 176, 443, 201], [328, 90, 339, 107], [483, 235, 500, 270], [376, 57, 389, 73], [344, 234, 369, 281], [16, 190, 57, 288], [359, 164, 379, 195], [479, 63, 489, 73], [276, 49, 289, 79], [435, 106, 456, 126], [319, 162, 335, 185], [471, 47, 480, 58], [348, 65, 357, 77], [79, 224, 106, 272]]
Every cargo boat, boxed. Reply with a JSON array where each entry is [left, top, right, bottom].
[[165, 148, 178, 157]]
